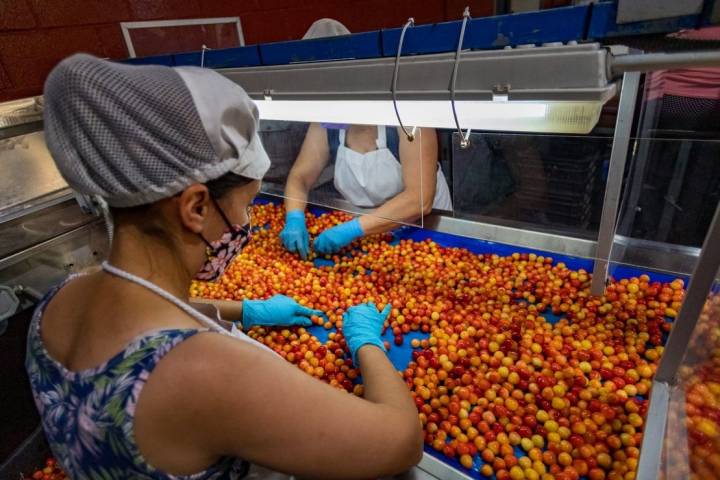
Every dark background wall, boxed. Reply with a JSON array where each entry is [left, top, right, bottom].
[[0, 0, 570, 102]]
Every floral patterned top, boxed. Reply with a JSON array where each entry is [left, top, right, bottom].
[[25, 278, 249, 480]]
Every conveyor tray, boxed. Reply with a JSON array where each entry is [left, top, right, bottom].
[[256, 199, 679, 480]]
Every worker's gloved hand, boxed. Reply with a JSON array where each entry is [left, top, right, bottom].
[[342, 302, 391, 365], [280, 210, 310, 259], [314, 218, 364, 255], [242, 294, 322, 328]]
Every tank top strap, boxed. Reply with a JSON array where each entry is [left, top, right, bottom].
[[385, 126, 400, 161], [100, 262, 277, 356], [375, 125, 387, 149], [327, 128, 341, 163]]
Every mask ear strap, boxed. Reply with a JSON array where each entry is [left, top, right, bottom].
[[199, 197, 228, 249], [210, 196, 235, 229], [199, 233, 214, 249]]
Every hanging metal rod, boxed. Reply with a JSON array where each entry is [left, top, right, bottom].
[[611, 50, 720, 74]]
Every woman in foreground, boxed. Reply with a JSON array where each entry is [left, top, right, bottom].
[[26, 54, 422, 479]]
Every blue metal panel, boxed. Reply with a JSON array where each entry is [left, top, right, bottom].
[[381, 21, 464, 56], [587, 1, 701, 39], [468, 5, 590, 48], [173, 46, 262, 68], [204, 46, 262, 68], [382, 5, 590, 56], [120, 2, 711, 69], [258, 31, 382, 66], [122, 55, 174, 66], [172, 51, 203, 67]]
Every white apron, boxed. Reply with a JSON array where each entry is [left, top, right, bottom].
[[333, 127, 453, 211]]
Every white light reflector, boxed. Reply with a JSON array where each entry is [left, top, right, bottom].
[[254, 100, 605, 134]]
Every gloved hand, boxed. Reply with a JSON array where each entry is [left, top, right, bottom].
[[314, 218, 364, 255], [342, 302, 391, 365], [280, 210, 310, 259], [242, 294, 323, 328]]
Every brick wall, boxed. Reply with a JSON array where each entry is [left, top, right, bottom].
[[2, 0, 573, 102]]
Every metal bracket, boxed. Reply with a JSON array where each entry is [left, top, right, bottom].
[[590, 72, 640, 296], [450, 7, 472, 149], [391, 17, 417, 142], [200, 44, 211, 68], [492, 84, 511, 96]]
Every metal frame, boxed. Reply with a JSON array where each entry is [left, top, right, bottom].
[[0, 220, 104, 271], [657, 138, 693, 240], [417, 453, 474, 480], [590, 72, 641, 296], [0, 189, 74, 226], [617, 95, 661, 237], [611, 50, 720, 74], [637, 202, 720, 479], [120, 17, 244, 58], [0, 120, 43, 141], [636, 382, 671, 480]]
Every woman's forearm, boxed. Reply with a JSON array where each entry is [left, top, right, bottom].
[[284, 174, 310, 213], [189, 298, 244, 322], [359, 190, 429, 236], [357, 346, 417, 413]]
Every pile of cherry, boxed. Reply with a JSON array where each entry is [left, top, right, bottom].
[[192, 203, 686, 480], [25, 458, 66, 480]]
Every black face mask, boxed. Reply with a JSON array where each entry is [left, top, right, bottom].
[[194, 198, 251, 282]]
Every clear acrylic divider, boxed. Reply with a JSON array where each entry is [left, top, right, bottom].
[[616, 135, 720, 250], [448, 130, 614, 259], [659, 268, 720, 480], [445, 129, 719, 282], [259, 120, 432, 229]]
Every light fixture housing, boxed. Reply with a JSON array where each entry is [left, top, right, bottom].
[[221, 43, 623, 134]]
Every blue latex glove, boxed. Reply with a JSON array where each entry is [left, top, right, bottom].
[[342, 302, 391, 365], [280, 210, 310, 259], [314, 218, 364, 255], [242, 294, 323, 328]]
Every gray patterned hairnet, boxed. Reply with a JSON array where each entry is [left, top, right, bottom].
[[43, 53, 269, 208], [303, 19, 351, 39]]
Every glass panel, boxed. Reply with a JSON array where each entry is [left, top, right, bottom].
[[660, 267, 720, 480], [618, 65, 720, 250], [449, 130, 613, 243], [259, 120, 433, 229], [612, 136, 719, 284], [617, 135, 720, 250], [126, 20, 241, 57]]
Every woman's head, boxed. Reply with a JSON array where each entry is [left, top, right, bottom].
[[43, 54, 269, 279]]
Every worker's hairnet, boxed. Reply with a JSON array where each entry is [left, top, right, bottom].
[[302, 19, 351, 40], [43, 53, 270, 208]]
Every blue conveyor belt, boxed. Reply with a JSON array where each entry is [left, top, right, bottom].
[[257, 199, 678, 480]]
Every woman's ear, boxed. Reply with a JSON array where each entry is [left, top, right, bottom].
[[177, 184, 211, 234]]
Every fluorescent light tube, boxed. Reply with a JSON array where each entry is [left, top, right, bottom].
[[254, 100, 605, 134]]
